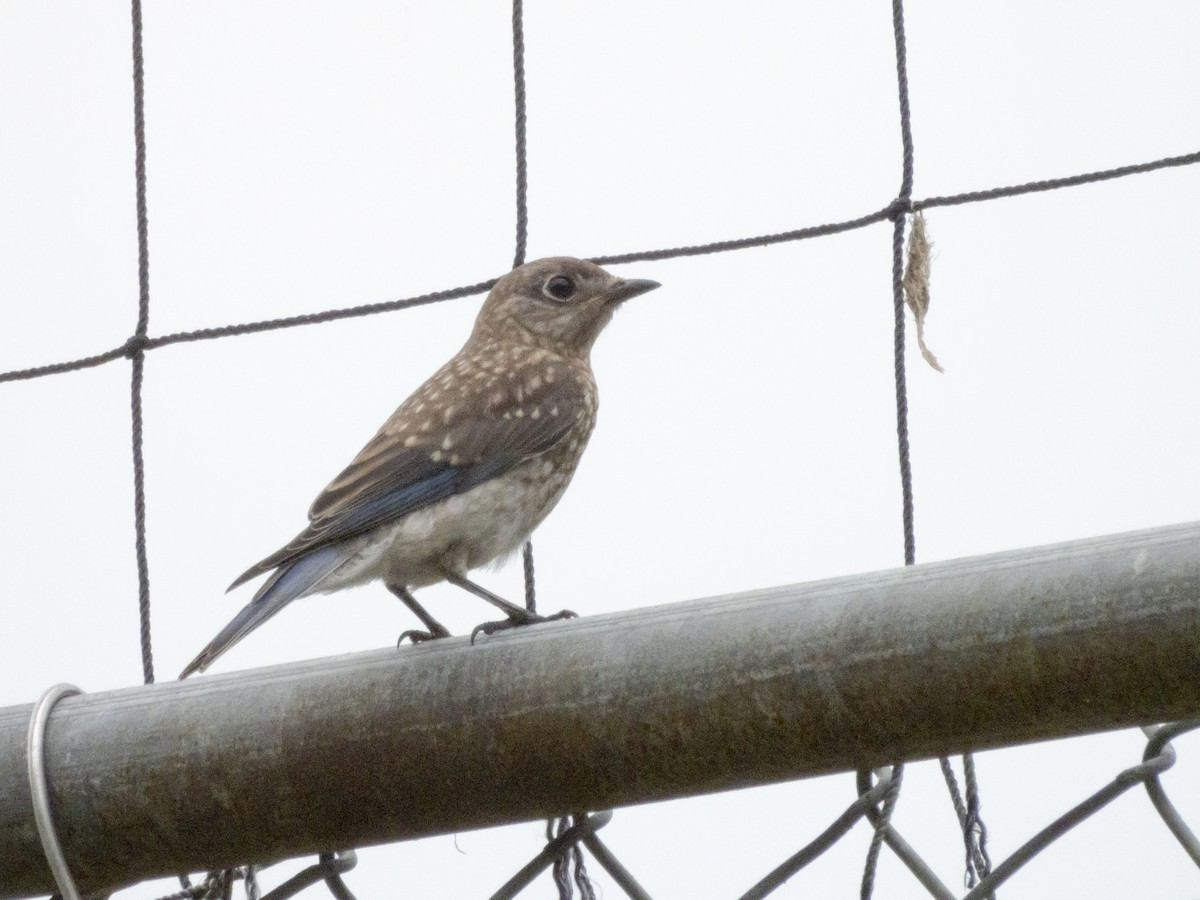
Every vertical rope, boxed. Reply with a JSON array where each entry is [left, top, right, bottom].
[[883, 1, 992, 894], [511, 0, 529, 271], [891, 213, 915, 566], [570, 838, 596, 900], [939, 756, 970, 826], [861, 2, 916, 895], [129, 0, 154, 686], [512, 6, 558, 893], [892, 1, 915, 202], [511, 0, 538, 614], [522, 541, 537, 613], [940, 756, 994, 893], [964, 753, 994, 893], [549, 818, 571, 897], [890, 0, 916, 568], [509, 15, 591, 900]]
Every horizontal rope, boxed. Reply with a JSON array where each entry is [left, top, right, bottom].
[[917, 149, 1200, 210], [2, 147, 1196, 388], [0, 281, 497, 384]]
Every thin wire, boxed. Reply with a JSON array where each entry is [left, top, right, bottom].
[[860, 765, 905, 900], [489, 814, 613, 900], [26, 684, 84, 900], [961, 746, 1176, 900], [253, 852, 358, 900], [129, 0, 154, 685], [1142, 721, 1200, 869], [580, 832, 654, 900], [739, 778, 893, 900], [855, 769, 957, 900]]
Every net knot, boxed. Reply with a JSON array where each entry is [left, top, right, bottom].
[[122, 335, 149, 359], [887, 197, 915, 221]]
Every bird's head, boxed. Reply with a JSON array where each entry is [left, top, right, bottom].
[[474, 257, 660, 355]]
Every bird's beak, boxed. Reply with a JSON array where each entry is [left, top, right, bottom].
[[603, 277, 661, 305]]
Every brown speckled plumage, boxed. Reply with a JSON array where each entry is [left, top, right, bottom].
[[181, 257, 659, 677]]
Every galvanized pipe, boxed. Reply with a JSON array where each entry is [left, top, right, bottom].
[[2, 521, 1198, 897]]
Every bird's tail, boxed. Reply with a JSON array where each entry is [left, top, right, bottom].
[[178, 546, 344, 679]]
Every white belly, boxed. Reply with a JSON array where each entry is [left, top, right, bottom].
[[311, 455, 573, 593]]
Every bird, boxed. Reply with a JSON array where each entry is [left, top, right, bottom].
[[179, 257, 659, 678]]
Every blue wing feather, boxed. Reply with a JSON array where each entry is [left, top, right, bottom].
[[227, 456, 510, 592], [327, 458, 509, 536], [182, 457, 515, 677], [186, 367, 582, 678]]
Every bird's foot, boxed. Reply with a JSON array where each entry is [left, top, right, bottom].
[[388, 582, 452, 647], [397, 621, 453, 647], [470, 608, 577, 644]]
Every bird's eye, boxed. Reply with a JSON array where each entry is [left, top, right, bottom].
[[543, 275, 576, 301]]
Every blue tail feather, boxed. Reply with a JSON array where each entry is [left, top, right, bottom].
[[179, 545, 344, 678]]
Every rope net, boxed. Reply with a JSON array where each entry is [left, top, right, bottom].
[[2, 0, 1198, 898]]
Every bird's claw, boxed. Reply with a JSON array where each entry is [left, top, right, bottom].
[[397, 623, 452, 647], [469, 608, 577, 644]]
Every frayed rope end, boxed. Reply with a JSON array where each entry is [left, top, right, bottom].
[[902, 211, 944, 373]]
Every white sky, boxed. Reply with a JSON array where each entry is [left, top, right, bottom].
[[2, 1, 1199, 898]]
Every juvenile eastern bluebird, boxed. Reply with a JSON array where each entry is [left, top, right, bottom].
[[180, 257, 659, 678]]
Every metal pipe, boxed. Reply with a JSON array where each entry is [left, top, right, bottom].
[[2, 520, 1198, 897]]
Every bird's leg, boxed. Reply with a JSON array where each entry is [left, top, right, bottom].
[[445, 572, 533, 619], [443, 572, 576, 643], [387, 583, 452, 645]]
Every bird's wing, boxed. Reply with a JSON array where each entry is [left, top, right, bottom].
[[228, 372, 585, 590]]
